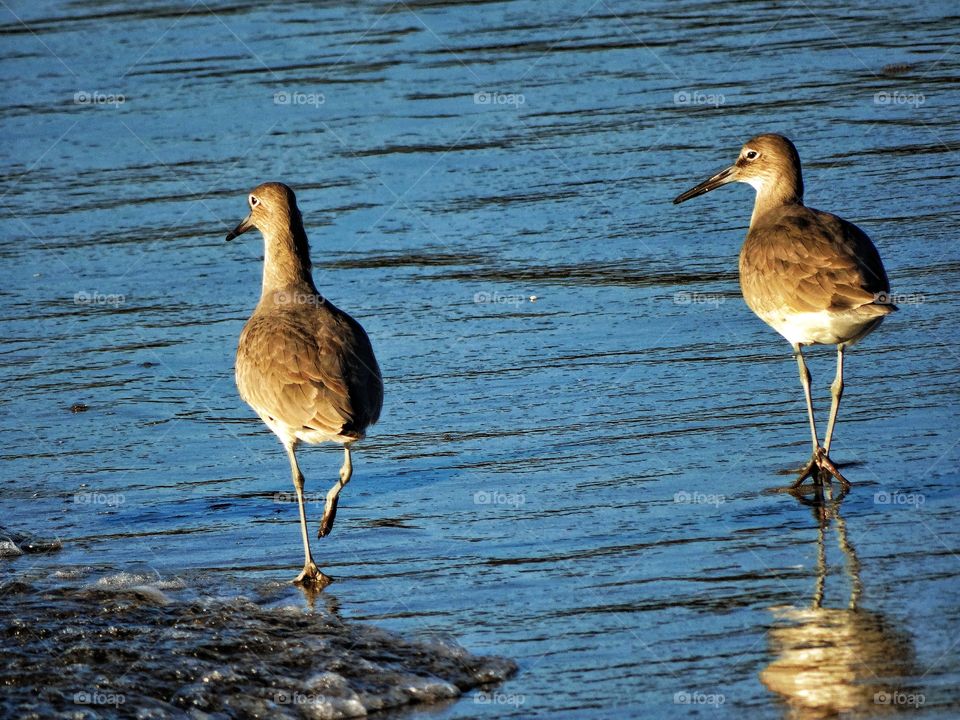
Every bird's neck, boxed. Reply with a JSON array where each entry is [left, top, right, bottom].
[[260, 220, 317, 295], [749, 172, 804, 228]]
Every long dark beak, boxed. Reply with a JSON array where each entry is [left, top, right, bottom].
[[673, 166, 737, 204], [225, 213, 254, 241]]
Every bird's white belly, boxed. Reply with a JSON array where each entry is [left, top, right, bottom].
[[253, 408, 357, 447], [759, 309, 883, 347]]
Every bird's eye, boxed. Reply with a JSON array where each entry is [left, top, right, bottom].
[[745, 150, 759, 161], [249, 195, 260, 207]]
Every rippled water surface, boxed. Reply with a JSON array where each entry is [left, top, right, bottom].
[[2, 0, 959, 717]]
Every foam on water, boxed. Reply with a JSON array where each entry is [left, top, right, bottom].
[[0, 568, 516, 719], [0, 527, 62, 557]]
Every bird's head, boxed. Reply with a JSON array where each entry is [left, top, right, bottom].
[[673, 133, 804, 206], [226, 182, 302, 241]]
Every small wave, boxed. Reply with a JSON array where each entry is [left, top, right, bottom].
[[0, 573, 516, 719], [0, 526, 62, 557]]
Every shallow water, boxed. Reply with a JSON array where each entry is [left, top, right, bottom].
[[2, 0, 959, 717]]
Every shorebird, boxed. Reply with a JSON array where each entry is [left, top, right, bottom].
[[226, 182, 383, 585], [673, 134, 895, 489]]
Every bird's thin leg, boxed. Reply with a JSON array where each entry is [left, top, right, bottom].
[[792, 344, 824, 487], [790, 346, 851, 491], [823, 345, 845, 455], [795, 344, 820, 452], [286, 444, 323, 584], [319, 446, 352, 538], [816, 344, 851, 491]]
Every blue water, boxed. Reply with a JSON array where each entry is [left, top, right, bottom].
[[2, 0, 959, 717]]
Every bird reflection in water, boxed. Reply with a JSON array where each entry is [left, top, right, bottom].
[[760, 490, 921, 718]]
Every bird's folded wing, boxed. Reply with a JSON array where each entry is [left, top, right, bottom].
[[237, 315, 355, 436], [747, 210, 890, 315]]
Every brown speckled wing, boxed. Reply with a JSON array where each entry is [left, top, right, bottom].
[[235, 304, 382, 439], [739, 205, 891, 317]]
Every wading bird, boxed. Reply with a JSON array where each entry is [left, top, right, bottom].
[[674, 134, 894, 489], [227, 182, 383, 584]]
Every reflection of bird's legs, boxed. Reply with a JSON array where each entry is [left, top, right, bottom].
[[813, 514, 827, 610], [831, 489, 862, 610]]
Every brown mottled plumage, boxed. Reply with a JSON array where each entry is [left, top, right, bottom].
[[236, 303, 381, 442], [227, 182, 382, 585], [674, 134, 895, 489], [740, 203, 892, 344]]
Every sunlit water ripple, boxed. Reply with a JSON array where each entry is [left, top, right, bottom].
[[1, 0, 958, 717]]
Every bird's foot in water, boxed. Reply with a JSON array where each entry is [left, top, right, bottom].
[[293, 560, 332, 587], [792, 447, 850, 492]]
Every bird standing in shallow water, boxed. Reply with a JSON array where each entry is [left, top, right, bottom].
[[226, 182, 383, 585], [673, 134, 895, 489]]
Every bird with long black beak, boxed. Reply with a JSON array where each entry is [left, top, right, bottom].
[[226, 182, 383, 585], [673, 134, 895, 490]]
